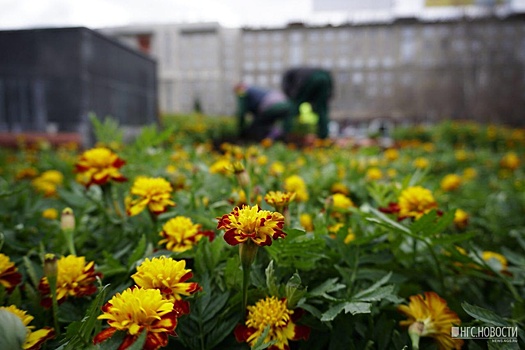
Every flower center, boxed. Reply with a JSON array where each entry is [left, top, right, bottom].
[[246, 297, 292, 331]]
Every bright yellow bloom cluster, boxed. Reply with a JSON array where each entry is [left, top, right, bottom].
[[234, 296, 310, 350], [132, 256, 201, 302], [158, 216, 213, 252], [94, 288, 177, 350], [398, 186, 438, 219], [440, 174, 462, 192], [126, 176, 175, 216], [0, 253, 22, 292], [453, 209, 469, 229], [31, 170, 63, 197], [384, 148, 399, 161], [398, 291, 463, 350], [42, 208, 58, 220], [75, 147, 127, 187], [269, 161, 286, 176], [264, 191, 296, 212], [217, 205, 285, 246], [38, 255, 100, 306], [331, 193, 354, 211], [284, 175, 309, 202], [366, 167, 383, 180], [413, 157, 429, 169], [1, 305, 54, 350]]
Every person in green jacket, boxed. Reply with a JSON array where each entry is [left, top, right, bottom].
[[234, 82, 293, 141], [281, 67, 334, 139]]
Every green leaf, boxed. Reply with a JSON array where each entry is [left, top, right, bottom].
[[431, 231, 477, 245], [352, 272, 392, 300], [461, 302, 508, 327], [308, 278, 346, 299], [353, 285, 395, 302], [363, 205, 411, 235], [250, 325, 277, 350], [126, 330, 147, 350], [320, 301, 372, 321], [127, 234, 147, 269], [285, 273, 306, 309], [265, 260, 279, 297]]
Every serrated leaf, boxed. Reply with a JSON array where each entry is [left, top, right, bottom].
[[431, 232, 477, 245], [251, 325, 277, 350], [353, 272, 392, 300], [344, 302, 371, 315], [353, 285, 395, 302], [462, 302, 508, 327], [265, 260, 279, 297], [285, 273, 306, 309], [309, 278, 346, 298]]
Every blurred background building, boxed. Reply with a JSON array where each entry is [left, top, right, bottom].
[[101, 0, 525, 126]]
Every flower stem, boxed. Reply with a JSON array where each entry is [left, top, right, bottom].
[[48, 275, 60, 336], [242, 263, 250, 315]]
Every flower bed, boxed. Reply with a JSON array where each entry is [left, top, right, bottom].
[[0, 118, 523, 350]]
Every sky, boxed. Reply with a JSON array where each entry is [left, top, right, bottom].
[[0, 0, 321, 30], [1, 0, 523, 31]]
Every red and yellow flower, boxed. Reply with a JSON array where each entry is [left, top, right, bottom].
[[398, 186, 438, 220], [234, 296, 310, 350], [94, 287, 178, 350], [1, 305, 55, 350], [398, 291, 463, 350], [264, 191, 296, 212], [75, 147, 127, 187], [131, 256, 201, 315], [500, 152, 520, 171], [454, 209, 469, 229], [217, 205, 285, 247], [38, 255, 101, 307], [158, 216, 214, 253], [0, 253, 22, 292], [126, 176, 175, 216]]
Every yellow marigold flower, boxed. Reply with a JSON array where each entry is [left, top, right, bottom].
[[482, 251, 508, 273], [398, 186, 438, 220], [38, 255, 101, 307], [75, 147, 127, 187], [413, 157, 429, 169], [500, 152, 520, 171], [0, 253, 22, 293], [440, 174, 462, 192], [462, 167, 477, 180], [94, 288, 178, 350], [398, 291, 463, 350], [42, 208, 58, 220], [344, 229, 356, 244], [454, 209, 469, 229], [31, 170, 63, 197], [257, 155, 268, 166], [158, 216, 214, 253], [234, 296, 310, 350], [384, 148, 399, 161], [423, 142, 435, 152], [209, 157, 233, 175], [217, 205, 285, 246], [1, 305, 55, 350], [299, 213, 314, 232], [328, 222, 344, 234], [331, 193, 354, 211], [126, 176, 175, 216], [132, 256, 201, 314], [366, 167, 383, 181], [264, 191, 296, 212], [284, 175, 309, 202], [269, 161, 285, 176], [330, 182, 349, 195]]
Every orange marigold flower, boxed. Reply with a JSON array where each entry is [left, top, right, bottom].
[[158, 216, 214, 253], [398, 186, 438, 220], [440, 174, 462, 192], [15, 167, 38, 180], [94, 287, 178, 350], [217, 205, 285, 247], [234, 296, 310, 350], [132, 256, 201, 315], [1, 305, 55, 350], [126, 176, 175, 216], [75, 147, 127, 187], [0, 253, 22, 293], [398, 291, 463, 350], [38, 255, 101, 307]]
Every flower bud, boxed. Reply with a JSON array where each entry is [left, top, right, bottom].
[[43, 254, 58, 279], [60, 208, 75, 231]]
